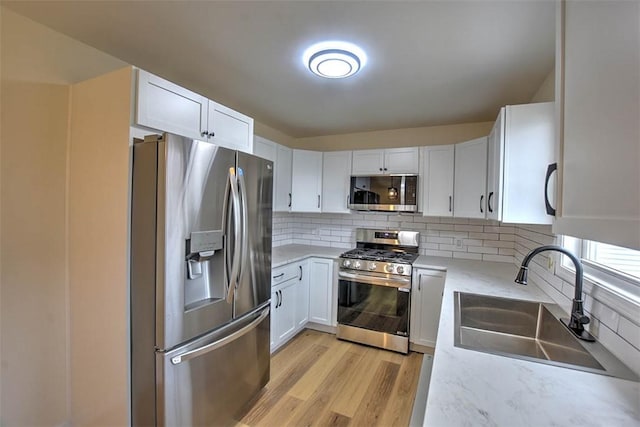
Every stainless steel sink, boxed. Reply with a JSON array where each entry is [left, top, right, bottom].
[[454, 292, 639, 381]]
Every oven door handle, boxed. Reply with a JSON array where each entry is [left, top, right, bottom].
[[338, 270, 411, 289]]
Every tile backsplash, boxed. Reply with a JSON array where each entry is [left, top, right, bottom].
[[273, 211, 516, 263]]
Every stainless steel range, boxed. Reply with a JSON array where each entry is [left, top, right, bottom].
[[337, 229, 420, 354]]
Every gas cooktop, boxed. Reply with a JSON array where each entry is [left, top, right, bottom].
[[340, 248, 419, 264]]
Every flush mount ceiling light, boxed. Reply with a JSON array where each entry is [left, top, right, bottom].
[[303, 41, 367, 79]]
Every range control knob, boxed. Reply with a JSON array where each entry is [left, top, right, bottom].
[[353, 261, 362, 269], [368, 262, 377, 271], [342, 259, 352, 268], [396, 265, 405, 274], [384, 264, 395, 273]]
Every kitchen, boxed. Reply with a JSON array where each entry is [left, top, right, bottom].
[[1, 1, 639, 426]]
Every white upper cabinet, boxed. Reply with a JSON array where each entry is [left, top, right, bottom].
[[252, 135, 277, 161], [487, 102, 555, 224], [420, 145, 454, 217], [554, 1, 640, 250], [322, 151, 352, 213], [207, 100, 253, 153], [136, 70, 253, 152], [136, 70, 207, 140], [274, 145, 293, 212], [351, 147, 419, 175], [291, 149, 323, 212], [454, 137, 487, 219]]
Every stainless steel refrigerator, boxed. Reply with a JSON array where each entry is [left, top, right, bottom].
[[130, 133, 272, 426]]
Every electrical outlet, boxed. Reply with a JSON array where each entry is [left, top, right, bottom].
[[455, 239, 464, 249]]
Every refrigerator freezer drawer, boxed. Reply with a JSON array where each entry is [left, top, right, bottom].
[[156, 305, 270, 426]]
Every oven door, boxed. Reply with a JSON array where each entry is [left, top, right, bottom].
[[337, 270, 411, 336]]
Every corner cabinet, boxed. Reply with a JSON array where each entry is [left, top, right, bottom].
[[308, 258, 335, 326], [351, 147, 419, 175], [410, 268, 445, 350], [253, 137, 292, 213], [322, 151, 352, 213], [554, 1, 640, 250], [486, 102, 555, 224], [291, 149, 323, 212], [136, 69, 253, 152], [420, 145, 454, 217], [453, 137, 487, 219]]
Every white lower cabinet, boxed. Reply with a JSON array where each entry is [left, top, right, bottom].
[[270, 262, 306, 353], [308, 258, 334, 326], [295, 263, 309, 328], [410, 268, 446, 349]]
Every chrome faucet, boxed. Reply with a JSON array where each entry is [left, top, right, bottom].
[[515, 245, 596, 342]]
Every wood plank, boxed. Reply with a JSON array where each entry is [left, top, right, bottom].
[[271, 329, 321, 374], [378, 351, 423, 427], [287, 350, 361, 427], [329, 346, 380, 417], [253, 394, 303, 427], [350, 360, 401, 426], [315, 410, 351, 427], [239, 343, 328, 425]]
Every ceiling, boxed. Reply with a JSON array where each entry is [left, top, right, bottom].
[[3, 1, 555, 138]]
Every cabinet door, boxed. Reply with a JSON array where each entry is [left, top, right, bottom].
[[410, 269, 445, 348], [322, 151, 352, 213], [308, 258, 333, 325], [384, 147, 420, 174], [273, 280, 297, 346], [454, 137, 487, 219], [136, 70, 207, 140], [291, 150, 323, 212], [253, 135, 277, 162], [274, 145, 292, 212], [295, 263, 309, 328], [502, 102, 554, 224], [351, 149, 385, 175], [554, 1, 640, 249], [207, 100, 254, 153], [486, 109, 504, 221], [421, 145, 454, 217]]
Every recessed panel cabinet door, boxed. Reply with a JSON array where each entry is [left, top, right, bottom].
[[421, 145, 454, 217], [322, 151, 352, 213], [352, 149, 385, 175], [136, 70, 207, 140], [454, 137, 487, 219], [208, 100, 254, 153], [274, 145, 293, 212], [410, 269, 445, 348], [384, 147, 419, 174], [291, 150, 323, 212], [308, 258, 333, 326]]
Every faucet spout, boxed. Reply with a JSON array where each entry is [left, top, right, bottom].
[[515, 245, 596, 342]]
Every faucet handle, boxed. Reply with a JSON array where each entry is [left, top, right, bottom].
[[572, 312, 590, 325]]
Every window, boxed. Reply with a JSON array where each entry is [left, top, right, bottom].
[[559, 236, 640, 302]]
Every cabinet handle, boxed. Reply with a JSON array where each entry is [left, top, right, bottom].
[[317, 195, 320, 209], [448, 196, 452, 212], [275, 290, 280, 308], [299, 265, 303, 281], [278, 290, 283, 308], [288, 193, 292, 208], [488, 192, 494, 213], [544, 163, 557, 216], [480, 195, 484, 213], [418, 274, 422, 291], [273, 272, 284, 279]]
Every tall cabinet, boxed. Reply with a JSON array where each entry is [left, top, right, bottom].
[[554, 1, 640, 250], [291, 149, 323, 212], [420, 145, 454, 217], [453, 137, 487, 219]]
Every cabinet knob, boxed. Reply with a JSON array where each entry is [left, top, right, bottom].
[[379, 168, 383, 171], [384, 168, 388, 171], [209, 131, 215, 138], [201, 131, 208, 137]]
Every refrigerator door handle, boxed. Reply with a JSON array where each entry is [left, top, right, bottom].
[[236, 168, 250, 287], [170, 306, 270, 365], [226, 168, 242, 303]]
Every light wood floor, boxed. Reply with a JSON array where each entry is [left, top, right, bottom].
[[236, 329, 424, 427]]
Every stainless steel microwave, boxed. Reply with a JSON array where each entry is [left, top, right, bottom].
[[348, 175, 418, 212]]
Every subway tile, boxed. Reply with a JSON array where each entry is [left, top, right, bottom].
[[420, 243, 440, 250], [427, 236, 454, 244], [453, 252, 483, 260], [484, 239, 515, 248], [617, 317, 640, 351], [439, 231, 469, 239], [427, 223, 455, 231], [454, 224, 484, 232], [498, 248, 516, 256], [468, 246, 499, 254], [469, 232, 499, 240], [422, 249, 453, 258], [584, 296, 620, 332], [462, 238, 484, 246], [590, 321, 640, 376], [439, 244, 462, 252]]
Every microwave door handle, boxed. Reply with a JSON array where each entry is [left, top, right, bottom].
[[400, 176, 406, 206], [226, 168, 242, 303], [170, 306, 270, 365]]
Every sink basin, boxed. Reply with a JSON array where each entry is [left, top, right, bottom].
[[454, 292, 638, 381]]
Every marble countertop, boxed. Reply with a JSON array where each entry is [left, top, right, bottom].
[[272, 245, 639, 426], [271, 244, 344, 268], [415, 257, 640, 427]]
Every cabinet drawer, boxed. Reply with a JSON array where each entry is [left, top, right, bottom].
[[271, 263, 301, 285]]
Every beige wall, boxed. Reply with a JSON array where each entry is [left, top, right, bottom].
[[291, 121, 493, 151], [531, 68, 555, 103], [0, 80, 71, 426], [254, 120, 296, 147], [68, 67, 132, 426]]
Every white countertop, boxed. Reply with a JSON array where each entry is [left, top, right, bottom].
[[272, 245, 640, 426], [271, 244, 344, 268], [415, 256, 640, 427]]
